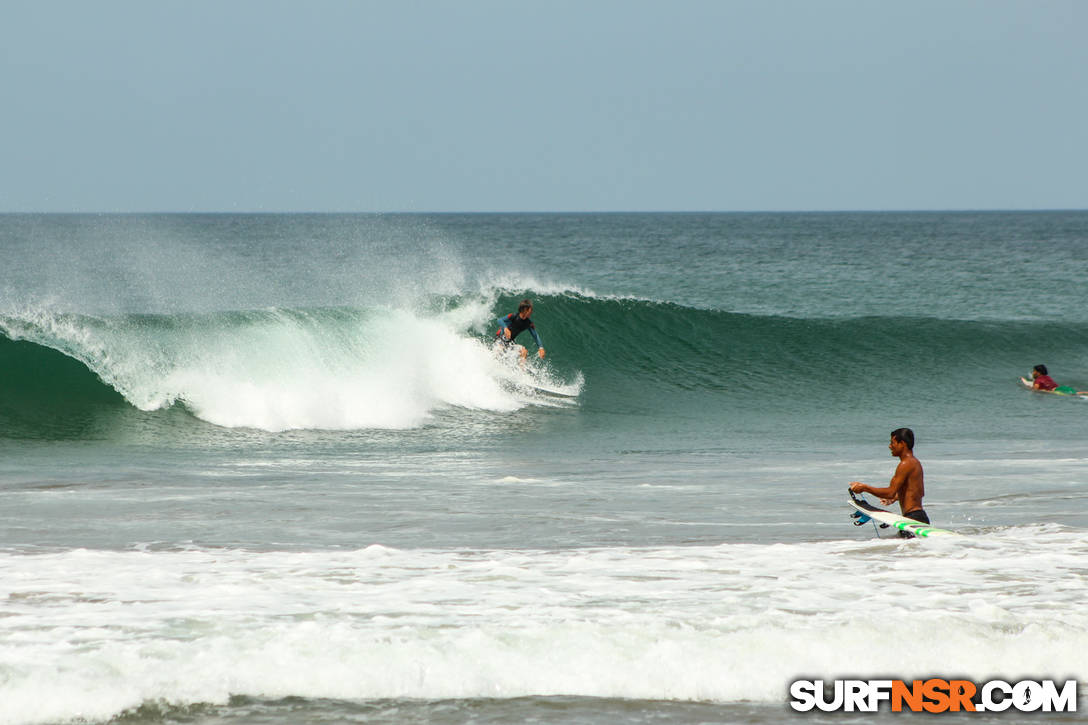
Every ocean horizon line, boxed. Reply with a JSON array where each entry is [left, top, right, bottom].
[[1, 207, 1086, 216]]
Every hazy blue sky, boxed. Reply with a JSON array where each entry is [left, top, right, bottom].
[[2, 1, 1085, 212]]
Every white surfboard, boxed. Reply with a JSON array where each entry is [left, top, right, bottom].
[[495, 367, 582, 399], [848, 488, 959, 538], [517, 381, 580, 398]]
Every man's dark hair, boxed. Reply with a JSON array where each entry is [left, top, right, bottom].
[[1034, 364, 1048, 375], [518, 299, 533, 314], [891, 427, 915, 450]]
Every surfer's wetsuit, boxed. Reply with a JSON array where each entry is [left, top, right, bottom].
[[495, 313, 543, 350]]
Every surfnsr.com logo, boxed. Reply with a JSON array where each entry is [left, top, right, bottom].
[[789, 679, 1078, 713]]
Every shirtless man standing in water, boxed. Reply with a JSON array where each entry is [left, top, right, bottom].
[[850, 428, 928, 535]]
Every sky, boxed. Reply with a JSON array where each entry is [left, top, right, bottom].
[[1, 0, 1085, 212]]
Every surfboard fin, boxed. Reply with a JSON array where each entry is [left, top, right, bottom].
[[851, 511, 872, 526]]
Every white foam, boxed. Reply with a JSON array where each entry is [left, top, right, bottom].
[[165, 311, 526, 430], [1, 531, 1086, 724]]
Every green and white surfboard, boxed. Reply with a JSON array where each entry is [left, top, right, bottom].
[[1019, 376, 1088, 399], [848, 489, 959, 538]]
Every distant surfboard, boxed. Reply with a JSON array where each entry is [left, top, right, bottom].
[[848, 488, 959, 538], [1018, 376, 1088, 399]]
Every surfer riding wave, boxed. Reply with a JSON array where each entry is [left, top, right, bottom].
[[494, 299, 546, 363]]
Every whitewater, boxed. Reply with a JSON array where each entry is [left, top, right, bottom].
[[3, 530, 1087, 725]]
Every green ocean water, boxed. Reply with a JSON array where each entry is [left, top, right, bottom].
[[1, 212, 1087, 724]]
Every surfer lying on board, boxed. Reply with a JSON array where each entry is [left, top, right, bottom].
[[494, 299, 546, 362], [849, 428, 928, 539], [1029, 364, 1086, 395]]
